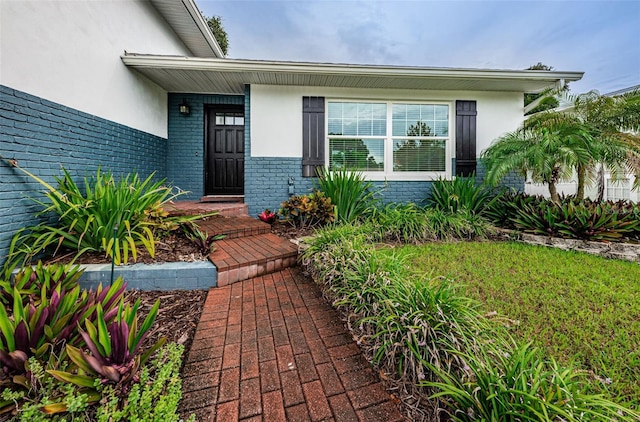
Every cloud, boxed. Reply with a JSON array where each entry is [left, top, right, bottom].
[[198, 0, 640, 92]]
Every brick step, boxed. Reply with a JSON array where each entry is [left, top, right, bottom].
[[196, 215, 270, 239], [209, 233, 298, 286]]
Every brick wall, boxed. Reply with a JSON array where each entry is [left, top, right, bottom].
[[167, 93, 244, 200], [245, 157, 316, 217], [244, 159, 437, 216], [0, 85, 167, 264], [476, 159, 525, 191], [373, 181, 434, 204]]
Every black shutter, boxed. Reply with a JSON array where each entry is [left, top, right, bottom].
[[302, 96, 325, 177], [455, 100, 477, 177]]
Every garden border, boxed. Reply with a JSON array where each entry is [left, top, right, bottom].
[[71, 261, 217, 290], [499, 229, 640, 263]]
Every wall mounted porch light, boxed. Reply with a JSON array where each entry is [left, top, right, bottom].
[[179, 98, 190, 116]]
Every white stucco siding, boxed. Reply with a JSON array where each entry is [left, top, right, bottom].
[[250, 85, 303, 157], [1, 0, 191, 138], [250, 84, 523, 159], [525, 173, 639, 202], [474, 92, 523, 153]]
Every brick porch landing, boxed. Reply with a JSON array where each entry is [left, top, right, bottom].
[[180, 268, 405, 421], [164, 201, 248, 218]]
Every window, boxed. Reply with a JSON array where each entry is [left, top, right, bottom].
[[327, 101, 450, 178], [328, 102, 385, 171], [215, 112, 244, 126], [606, 178, 630, 201], [392, 104, 448, 172]]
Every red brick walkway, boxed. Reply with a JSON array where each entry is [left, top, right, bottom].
[[180, 268, 405, 421]]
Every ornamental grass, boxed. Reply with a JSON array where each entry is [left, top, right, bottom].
[[5, 166, 204, 270], [302, 212, 639, 421]]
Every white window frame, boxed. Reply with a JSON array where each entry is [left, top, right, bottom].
[[325, 99, 454, 181], [606, 177, 631, 201]]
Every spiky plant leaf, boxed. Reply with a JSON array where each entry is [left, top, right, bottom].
[[47, 370, 96, 388]]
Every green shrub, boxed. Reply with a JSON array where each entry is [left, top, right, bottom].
[[302, 221, 380, 252], [95, 343, 193, 422], [3, 344, 190, 422], [49, 299, 164, 392], [369, 203, 431, 243], [316, 168, 379, 223], [363, 271, 492, 386], [279, 190, 335, 229], [423, 208, 491, 240], [367, 203, 491, 243], [485, 190, 545, 229], [180, 221, 225, 254], [303, 227, 496, 414], [0, 261, 83, 306], [0, 261, 169, 419], [2, 356, 97, 421], [426, 176, 498, 216], [491, 192, 640, 241], [555, 199, 640, 241], [0, 266, 127, 397], [426, 343, 638, 421], [6, 166, 200, 268]]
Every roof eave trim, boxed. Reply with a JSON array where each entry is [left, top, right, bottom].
[[181, 0, 224, 58], [121, 55, 584, 83]]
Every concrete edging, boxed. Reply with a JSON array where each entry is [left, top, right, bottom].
[[75, 260, 217, 290], [499, 229, 640, 263]]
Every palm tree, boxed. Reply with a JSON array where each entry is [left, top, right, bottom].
[[482, 89, 640, 201], [571, 89, 640, 199], [482, 118, 591, 203]]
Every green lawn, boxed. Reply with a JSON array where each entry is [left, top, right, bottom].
[[388, 241, 640, 405]]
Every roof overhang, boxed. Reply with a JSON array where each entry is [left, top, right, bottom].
[[149, 0, 223, 58], [121, 54, 584, 95], [605, 84, 640, 97]]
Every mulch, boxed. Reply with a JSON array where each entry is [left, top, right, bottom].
[[43, 232, 208, 265], [125, 289, 208, 357], [268, 219, 317, 240]]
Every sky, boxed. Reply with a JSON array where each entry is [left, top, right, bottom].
[[197, 0, 640, 94]]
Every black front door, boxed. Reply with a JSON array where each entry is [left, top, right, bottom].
[[205, 106, 244, 195]]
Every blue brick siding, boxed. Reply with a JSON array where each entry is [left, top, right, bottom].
[[476, 160, 525, 191], [244, 159, 436, 217], [245, 157, 316, 217], [167, 93, 244, 199], [373, 181, 434, 204], [0, 85, 167, 264]]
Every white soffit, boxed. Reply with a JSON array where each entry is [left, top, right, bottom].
[[121, 54, 584, 94], [149, 0, 223, 58]]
